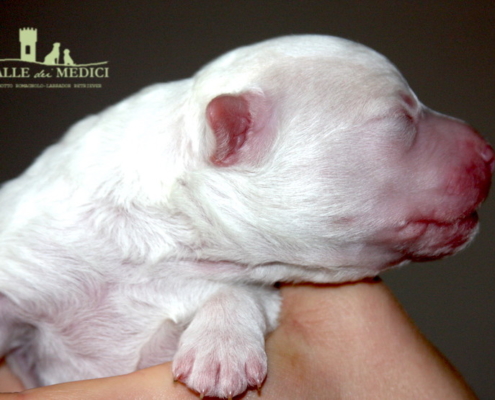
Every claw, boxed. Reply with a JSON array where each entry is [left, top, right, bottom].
[[172, 372, 182, 383]]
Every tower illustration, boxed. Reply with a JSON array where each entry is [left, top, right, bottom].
[[19, 28, 38, 62]]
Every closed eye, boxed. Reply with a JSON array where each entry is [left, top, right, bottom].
[[396, 111, 418, 148]]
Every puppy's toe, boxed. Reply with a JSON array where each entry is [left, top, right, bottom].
[[172, 333, 267, 398]]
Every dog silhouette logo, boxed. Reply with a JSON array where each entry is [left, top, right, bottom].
[[63, 49, 75, 66], [44, 42, 61, 65]]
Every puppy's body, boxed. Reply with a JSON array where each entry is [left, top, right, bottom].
[[0, 35, 492, 397]]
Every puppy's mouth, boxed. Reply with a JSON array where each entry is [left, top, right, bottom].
[[393, 212, 479, 261]]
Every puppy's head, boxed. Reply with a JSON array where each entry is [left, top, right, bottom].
[[179, 35, 493, 278]]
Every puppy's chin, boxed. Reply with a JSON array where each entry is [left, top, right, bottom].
[[390, 212, 479, 262]]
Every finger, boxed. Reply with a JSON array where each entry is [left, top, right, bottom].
[[0, 363, 197, 400], [0, 360, 24, 393]]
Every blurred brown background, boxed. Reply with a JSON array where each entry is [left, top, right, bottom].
[[0, 1, 493, 398]]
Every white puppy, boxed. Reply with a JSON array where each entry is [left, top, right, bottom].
[[0, 35, 493, 398]]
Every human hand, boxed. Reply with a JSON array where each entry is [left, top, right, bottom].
[[0, 279, 477, 399]]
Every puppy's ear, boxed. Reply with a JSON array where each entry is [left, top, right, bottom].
[[206, 92, 274, 166]]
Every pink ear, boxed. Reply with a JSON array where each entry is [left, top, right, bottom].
[[206, 94, 252, 166]]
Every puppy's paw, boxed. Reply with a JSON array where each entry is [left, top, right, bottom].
[[172, 330, 267, 398]]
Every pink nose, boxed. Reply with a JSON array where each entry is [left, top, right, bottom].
[[467, 135, 493, 204], [481, 143, 495, 173], [417, 111, 493, 215]]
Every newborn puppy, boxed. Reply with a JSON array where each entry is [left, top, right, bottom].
[[0, 35, 493, 398]]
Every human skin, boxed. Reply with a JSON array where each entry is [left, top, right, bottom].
[[0, 279, 477, 399]]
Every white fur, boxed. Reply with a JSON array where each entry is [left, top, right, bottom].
[[0, 35, 492, 398]]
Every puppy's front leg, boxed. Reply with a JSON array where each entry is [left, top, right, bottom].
[[172, 284, 280, 399]]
